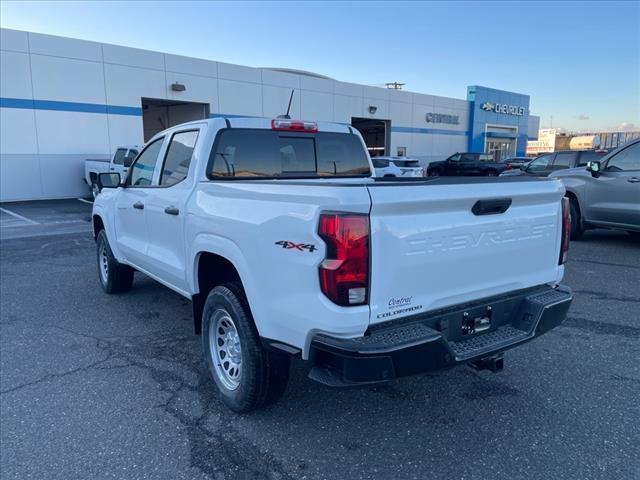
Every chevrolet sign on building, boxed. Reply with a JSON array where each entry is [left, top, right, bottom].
[[481, 102, 526, 116]]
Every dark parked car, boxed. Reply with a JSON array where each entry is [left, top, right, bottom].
[[500, 149, 609, 177], [427, 152, 508, 176]]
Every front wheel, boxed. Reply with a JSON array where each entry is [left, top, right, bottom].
[[202, 283, 290, 413], [485, 170, 498, 176], [569, 199, 584, 240], [91, 180, 100, 199], [428, 169, 441, 177], [96, 230, 134, 293]]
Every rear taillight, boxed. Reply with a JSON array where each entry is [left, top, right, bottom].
[[318, 213, 369, 306], [559, 197, 571, 264], [271, 119, 318, 133]]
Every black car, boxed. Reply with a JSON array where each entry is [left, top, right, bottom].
[[427, 152, 509, 176], [500, 149, 609, 177]]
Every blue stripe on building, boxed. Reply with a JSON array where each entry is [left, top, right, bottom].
[[0, 97, 142, 116]]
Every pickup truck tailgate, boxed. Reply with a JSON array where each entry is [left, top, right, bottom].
[[366, 178, 565, 325]]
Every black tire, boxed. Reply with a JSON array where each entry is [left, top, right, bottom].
[[202, 283, 290, 413], [91, 180, 100, 199], [96, 230, 134, 293], [485, 169, 498, 176], [569, 198, 584, 240], [428, 168, 441, 177]]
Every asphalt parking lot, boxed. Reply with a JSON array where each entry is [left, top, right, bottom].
[[1, 200, 639, 480]]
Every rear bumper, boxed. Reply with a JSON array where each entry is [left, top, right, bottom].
[[308, 285, 572, 387]]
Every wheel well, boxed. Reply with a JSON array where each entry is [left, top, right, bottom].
[[192, 252, 242, 334], [92, 215, 104, 240], [89, 172, 97, 182], [565, 191, 581, 216]]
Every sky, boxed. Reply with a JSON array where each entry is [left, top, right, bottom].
[[1, 0, 638, 132]]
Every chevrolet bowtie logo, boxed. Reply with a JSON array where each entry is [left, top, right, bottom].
[[481, 102, 495, 112]]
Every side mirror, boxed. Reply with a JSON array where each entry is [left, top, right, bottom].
[[97, 172, 121, 192], [123, 157, 134, 167], [586, 160, 601, 178]]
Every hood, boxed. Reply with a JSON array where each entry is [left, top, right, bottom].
[[549, 166, 589, 179]]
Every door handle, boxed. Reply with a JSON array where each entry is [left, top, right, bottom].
[[164, 206, 179, 215], [133, 201, 144, 210], [628, 177, 640, 183]]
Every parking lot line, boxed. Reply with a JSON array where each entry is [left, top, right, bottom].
[[77, 198, 93, 205], [0, 207, 40, 225]]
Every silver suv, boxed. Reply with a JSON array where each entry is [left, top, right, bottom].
[[550, 139, 639, 240]]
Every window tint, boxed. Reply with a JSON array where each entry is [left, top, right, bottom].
[[553, 152, 577, 168], [448, 154, 461, 161], [160, 130, 199, 186], [479, 154, 494, 161], [209, 130, 370, 178], [129, 138, 163, 186], [372, 158, 389, 168], [527, 154, 552, 171], [125, 149, 138, 164], [607, 142, 640, 171], [393, 160, 420, 167], [461, 154, 475, 162], [113, 148, 127, 165], [577, 150, 605, 167]]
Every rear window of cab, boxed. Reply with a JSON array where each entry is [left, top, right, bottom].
[[207, 129, 371, 179]]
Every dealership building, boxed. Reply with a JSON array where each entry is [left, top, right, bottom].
[[0, 28, 540, 201]]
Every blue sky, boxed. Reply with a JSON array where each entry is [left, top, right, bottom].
[[1, 1, 638, 131]]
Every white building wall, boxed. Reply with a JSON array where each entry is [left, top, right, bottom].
[[0, 28, 479, 201]]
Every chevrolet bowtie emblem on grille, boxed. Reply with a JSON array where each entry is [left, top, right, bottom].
[[481, 102, 495, 112]]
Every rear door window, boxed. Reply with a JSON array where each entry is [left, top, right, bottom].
[[208, 130, 370, 178], [577, 150, 606, 167], [553, 152, 577, 168], [160, 130, 199, 186]]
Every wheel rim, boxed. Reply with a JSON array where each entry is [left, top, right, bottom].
[[209, 309, 242, 391], [92, 183, 100, 198], [99, 241, 109, 285], [430, 170, 440, 177]]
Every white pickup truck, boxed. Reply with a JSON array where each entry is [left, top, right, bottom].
[[92, 117, 573, 412], [84, 145, 141, 198]]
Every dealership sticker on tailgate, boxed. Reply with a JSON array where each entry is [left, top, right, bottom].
[[377, 296, 423, 319]]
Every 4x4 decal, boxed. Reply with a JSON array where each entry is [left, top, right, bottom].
[[275, 241, 317, 253]]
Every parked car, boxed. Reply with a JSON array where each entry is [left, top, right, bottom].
[[550, 139, 640, 239], [92, 116, 572, 412], [372, 156, 424, 177], [503, 156, 532, 168], [500, 150, 608, 177], [427, 152, 508, 176], [85, 145, 141, 198]]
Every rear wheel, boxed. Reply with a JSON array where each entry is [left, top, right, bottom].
[[569, 198, 585, 240], [96, 230, 134, 293], [202, 283, 290, 413]]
